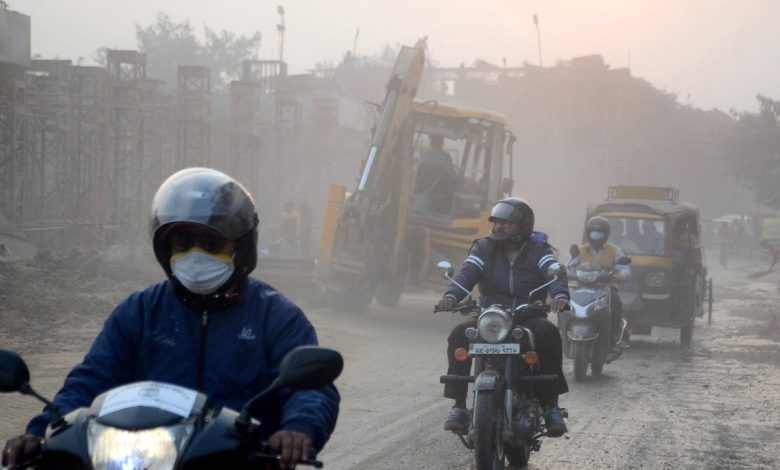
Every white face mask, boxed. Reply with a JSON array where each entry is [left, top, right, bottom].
[[171, 251, 235, 295]]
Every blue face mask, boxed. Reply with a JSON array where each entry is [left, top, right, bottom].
[[589, 231, 606, 241]]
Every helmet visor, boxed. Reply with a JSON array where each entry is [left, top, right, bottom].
[[489, 202, 521, 223], [151, 168, 257, 240]]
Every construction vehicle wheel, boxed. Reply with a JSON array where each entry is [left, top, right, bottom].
[[375, 281, 403, 307]]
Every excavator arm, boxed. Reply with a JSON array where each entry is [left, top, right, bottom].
[[322, 42, 426, 302]]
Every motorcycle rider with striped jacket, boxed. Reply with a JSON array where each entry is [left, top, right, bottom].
[[436, 198, 569, 437]]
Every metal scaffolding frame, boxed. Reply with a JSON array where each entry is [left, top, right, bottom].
[[105, 50, 147, 243], [229, 80, 262, 195], [0, 76, 22, 221], [0, 50, 372, 251], [176, 65, 211, 169], [18, 60, 74, 226]]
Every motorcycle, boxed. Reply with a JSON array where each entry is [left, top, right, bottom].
[[435, 260, 568, 470], [559, 244, 630, 381], [0, 346, 343, 470]]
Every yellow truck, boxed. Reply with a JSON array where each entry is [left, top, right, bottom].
[[314, 42, 517, 310]]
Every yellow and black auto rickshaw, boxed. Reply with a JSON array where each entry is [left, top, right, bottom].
[[584, 186, 713, 346]]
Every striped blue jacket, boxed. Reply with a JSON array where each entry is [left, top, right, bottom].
[[443, 232, 569, 308]]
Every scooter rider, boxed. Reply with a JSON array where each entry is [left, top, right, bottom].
[[569, 216, 631, 347], [3, 168, 339, 469], [436, 198, 570, 437]]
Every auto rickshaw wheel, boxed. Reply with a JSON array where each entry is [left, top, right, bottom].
[[680, 318, 694, 346]]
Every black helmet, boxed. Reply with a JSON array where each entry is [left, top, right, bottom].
[[488, 197, 534, 243], [586, 216, 611, 249], [150, 168, 259, 306]]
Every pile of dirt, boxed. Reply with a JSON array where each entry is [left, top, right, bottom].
[[0, 248, 161, 351]]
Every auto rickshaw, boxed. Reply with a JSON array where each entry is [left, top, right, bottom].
[[582, 186, 713, 346]]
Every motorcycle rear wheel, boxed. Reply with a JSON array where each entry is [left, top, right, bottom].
[[474, 390, 505, 470]]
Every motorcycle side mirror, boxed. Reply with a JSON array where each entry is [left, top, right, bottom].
[[617, 256, 632, 265], [569, 244, 580, 258], [236, 346, 343, 429], [437, 260, 472, 297], [275, 346, 344, 391], [0, 349, 30, 393], [437, 260, 454, 279], [547, 262, 566, 278], [0, 349, 62, 424]]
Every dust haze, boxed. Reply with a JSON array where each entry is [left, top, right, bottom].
[[1, 1, 779, 469]]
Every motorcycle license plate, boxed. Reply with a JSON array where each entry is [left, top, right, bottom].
[[469, 343, 521, 355]]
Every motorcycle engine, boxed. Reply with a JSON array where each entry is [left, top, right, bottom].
[[511, 393, 541, 442]]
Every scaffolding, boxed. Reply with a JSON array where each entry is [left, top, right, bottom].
[[0, 50, 371, 251], [229, 80, 262, 195], [176, 65, 211, 168], [104, 50, 147, 243]]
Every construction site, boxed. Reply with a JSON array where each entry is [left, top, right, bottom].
[[0, 5, 750, 257], [1, 4, 779, 470], [0, 8, 373, 253]]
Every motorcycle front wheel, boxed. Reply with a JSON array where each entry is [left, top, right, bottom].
[[506, 444, 530, 469], [474, 390, 505, 470], [573, 342, 590, 381]]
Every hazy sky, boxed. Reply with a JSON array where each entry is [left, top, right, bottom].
[[11, 0, 779, 112]]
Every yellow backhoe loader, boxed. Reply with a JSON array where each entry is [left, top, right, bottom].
[[315, 41, 517, 311]]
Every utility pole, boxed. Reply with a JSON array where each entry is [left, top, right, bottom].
[[353, 28, 360, 57], [277, 5, 286, 63], [533, 14, 543, 67]]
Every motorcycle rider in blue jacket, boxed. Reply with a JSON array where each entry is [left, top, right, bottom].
[[3, 168, 340, 469], [437, 198, 569, 437]]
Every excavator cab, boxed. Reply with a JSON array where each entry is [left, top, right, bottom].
[[409, 103, 512, 222]]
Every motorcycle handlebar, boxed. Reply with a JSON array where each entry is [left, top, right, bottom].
[[252, 444, 323, 468], [516, 374, 559, 383], [250, 452, 323, 468], [433, 299, 478, 315], [433, 305, 478, 315]]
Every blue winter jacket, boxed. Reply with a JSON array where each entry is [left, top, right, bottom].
[[443, 233, 569, 308], [27, 278, 340, 451]]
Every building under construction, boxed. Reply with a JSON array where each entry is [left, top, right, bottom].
[[0, 6, 744, 254], [0, 6, 370, 252]]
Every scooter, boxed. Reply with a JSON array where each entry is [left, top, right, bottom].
[[0, 346, 342, 469], [559, 245, 630, 381]]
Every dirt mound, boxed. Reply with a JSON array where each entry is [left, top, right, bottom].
[[0, 248, 161, 352]]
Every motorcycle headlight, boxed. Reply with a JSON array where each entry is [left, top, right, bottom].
[[477, 308, 510, 343], [87, 420, 195, 470], [594, 294, 610, 310], [576, 270, 600, 284], [646, 272, 666, 288]]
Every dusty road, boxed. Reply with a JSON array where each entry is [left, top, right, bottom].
[[1, 253, 779, 469]]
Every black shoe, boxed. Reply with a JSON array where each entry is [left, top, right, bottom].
[[443, 406, 469, 432], [544, 406, 568, 437]]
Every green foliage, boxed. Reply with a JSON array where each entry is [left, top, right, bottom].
[[133, 12, 261, 89], [733, 95, 780, 208]]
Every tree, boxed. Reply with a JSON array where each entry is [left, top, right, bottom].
[[131, 12, 261, 90], [732, 95, 780, 208]]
